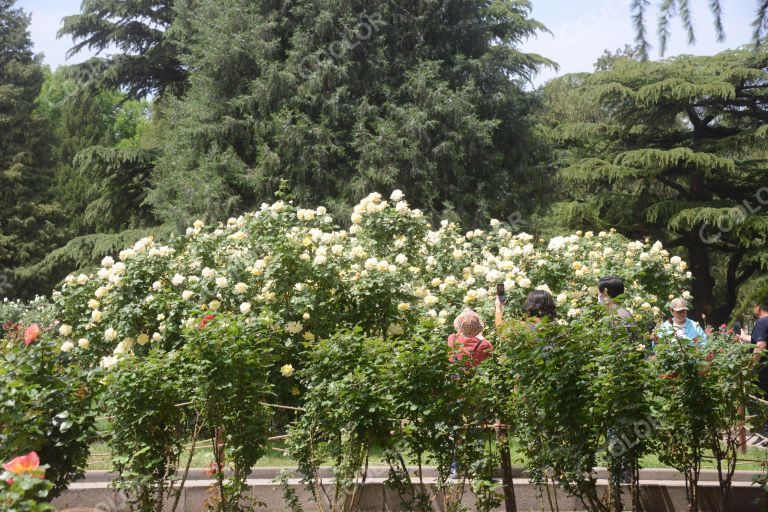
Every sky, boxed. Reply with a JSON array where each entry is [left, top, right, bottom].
[[17, 0, 756, 87]]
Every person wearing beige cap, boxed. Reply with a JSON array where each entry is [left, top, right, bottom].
[[656, 297, 707, 344], [447, 309, 493, 367]]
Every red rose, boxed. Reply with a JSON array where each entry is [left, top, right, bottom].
[[199, 315, 216, 328], [3, 451, 44, 478], [23, 324, 41, 346]]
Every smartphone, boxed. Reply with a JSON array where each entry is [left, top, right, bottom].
[[496, 283, 506, 305]]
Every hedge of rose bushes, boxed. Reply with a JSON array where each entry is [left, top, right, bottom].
[[3, 191, 710, 512]]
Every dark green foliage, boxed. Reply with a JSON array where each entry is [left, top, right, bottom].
[[57, 0, 186, 99], [148, 0, 553, 228], [0, 0, 65, 296], [539, 48, 768, 323], [36, 67, 155, 234]]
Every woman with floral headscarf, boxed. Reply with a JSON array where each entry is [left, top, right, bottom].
[[447, 309, 493, 367]]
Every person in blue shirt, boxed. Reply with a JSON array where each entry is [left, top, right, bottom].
[[656, 297, 707, 345]]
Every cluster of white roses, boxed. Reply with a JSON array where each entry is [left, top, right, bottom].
[[53, 191, 689, 365]]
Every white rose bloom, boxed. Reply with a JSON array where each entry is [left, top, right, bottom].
[[485, 269, 501, 283], [95, 286, 108, 299], [240, 302, 252, 314], [316, 206, 327, 216], [314, 255, 327, 265], [91, 310, 103, 323], [557, 293, 568, 304], [518, 277, 532, 289], [209, 300, 221, 311], [395, 254, 408, 265], [234, 282, 248, 294], [64, 274, 75, 284], [390, 189, 405, 202], [286, 321, 303, 334], [682, 290, 692, 300], [152, 332, 162, 342], [548, 237, 567, 251], [101, 256, 115, 268], [97, 268, 109, 280], [77, 338, 90, 349], [567, 308, 582, 318], [536, 284, 552, 294], [397, 302, 411, 311], [351, 212, 363, 225], [152, 280, 162, 291], [105, 327, 118, 342], [302, 312, 311, 320], [331, 244, 344, 255], [424, 295, 439, 306], [172, 274, 185, 286], [157, 313, 165, 321], [300, 252, 311, 261], [76, 274, 89, 285], [490, 219, 500, 227], [215, 276, 228, 288], [59, 324, 73, 337], [670, 256, 682, 265], [182, 290, 194, 300], [137, 333, 150, 346], [100, 356, 117, 369], [60, 341, 74, 353]]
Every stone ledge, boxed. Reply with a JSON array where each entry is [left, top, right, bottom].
[[53, 468, 767, 512]]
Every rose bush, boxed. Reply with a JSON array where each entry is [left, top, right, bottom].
[[0, 320, 97, 498], [52, 191, 689, 373], [6, 191, 699, 510]]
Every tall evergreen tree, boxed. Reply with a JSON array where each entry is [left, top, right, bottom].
[[540, 48, 768, 323], [58, 0, 186, 99], [36, 67, 155, 235], [148, 0, 553, 228], [0, 0, 63, 296]]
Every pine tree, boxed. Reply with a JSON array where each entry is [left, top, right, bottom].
[[541, 48, 768, 323], [0, 0, 63, 297], [148, 0, 553, 228], [58, 0, 185, 99]]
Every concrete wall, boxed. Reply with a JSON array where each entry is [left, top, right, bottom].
[[54, 468, 767, 511]]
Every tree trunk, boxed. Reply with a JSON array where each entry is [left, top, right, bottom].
[[497, 428, 517, 512], [686, 233, 716, 323]]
